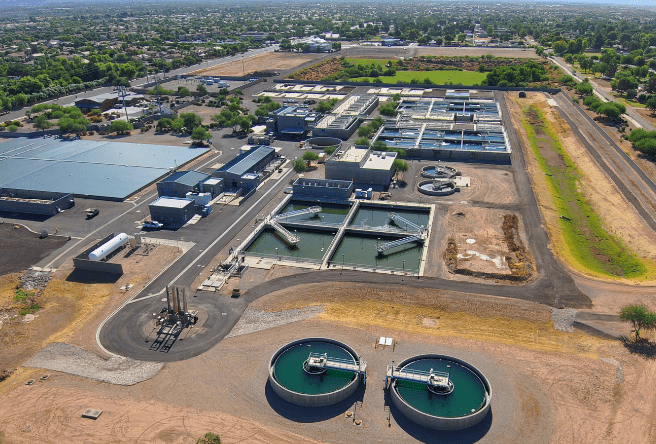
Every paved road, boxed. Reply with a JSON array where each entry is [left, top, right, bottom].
[[553, 92, 656, 231], [550, 56, 655, 131], [99, 167, 295, 361]]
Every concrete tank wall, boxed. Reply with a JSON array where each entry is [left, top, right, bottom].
[[389, 354, 492, 431], [268, 337, 362, 407]]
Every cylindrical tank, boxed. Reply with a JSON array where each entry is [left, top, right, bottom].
[[389, 354, 492, 430], [88, 233, 129, 261], [268, 338, 364, 407]]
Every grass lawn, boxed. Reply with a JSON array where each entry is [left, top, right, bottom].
[[522, 104, 645, 279], [345, 58, 394, 65], [613, 94, 646, 108], [351, 69, 488, 85]]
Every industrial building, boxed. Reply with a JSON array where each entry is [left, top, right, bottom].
[[149, 196, 197, 226], [325, 147, 397, 187], [213, 145, 277, 190], [292, 178, 353, 201], [74, 91, 144, 112], [266, 106, 322, 137], [0, 138, 208, 200], [313, 94, 378, 140], [0, 189, 74, 216], [372, 95, 512, 163], [307, 36, 333, 52], [156, 170, 211, 198]]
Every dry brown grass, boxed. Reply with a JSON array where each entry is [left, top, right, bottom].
[[0, 274, 20, 310], [40, 277, 112, 344], [319, 299, 610, 359], [252, 281, 609, 358]]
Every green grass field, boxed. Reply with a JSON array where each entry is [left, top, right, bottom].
[[345, 58, 393, 65], [351, 70, 487, 85], [522, 104, 645, 279]]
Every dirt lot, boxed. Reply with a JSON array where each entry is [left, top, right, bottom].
[[192, 52, 325, 77], [1, 281, 653, 444], [0, 224, 68, 275], [505, 91, 656, 281], [438, 206, 532, 280]]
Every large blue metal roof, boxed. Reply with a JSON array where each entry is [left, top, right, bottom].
[[0, 138, 208, 200]]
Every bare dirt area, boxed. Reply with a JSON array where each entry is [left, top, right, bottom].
[[0, 224, 68, 275], [1, 281, 655, 443], [440, 206, 533, 282], [192, 52, 324, 77], [0, 383, 323, 444], [458, 167, 517, 204], [504, 91, 656, 281], [392, 161, 518, 205], [0, 243, 180, 385]]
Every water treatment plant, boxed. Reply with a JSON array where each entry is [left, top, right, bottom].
[[268, 338, 366, 407], [240, 196, 433, 274], [2, 65, 606, 444]]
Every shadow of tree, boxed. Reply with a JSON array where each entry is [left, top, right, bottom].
[[621, 336, 656, 360]]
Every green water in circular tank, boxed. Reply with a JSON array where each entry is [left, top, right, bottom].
[[395, 358, 487, 418], [273, 341, 357, 395]]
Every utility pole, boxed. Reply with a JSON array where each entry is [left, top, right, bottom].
[[118, 86, 129, 121]]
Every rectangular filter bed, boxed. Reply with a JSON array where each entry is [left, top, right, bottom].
[[245, 227, 337, 262], [279, 200, 351, 226], [350, 205, 430, 231], [331, 232, 424, 272]]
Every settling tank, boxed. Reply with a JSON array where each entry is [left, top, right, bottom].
[[88, 233, 129, 261], [387, 354, 491, 430], [269, 338, 366, 407]]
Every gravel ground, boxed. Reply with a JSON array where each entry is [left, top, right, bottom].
[[19, 269, 52, 291], [23, 342, 163, 385], [552, 307, 577, 332], [225, 306, 323, 338]]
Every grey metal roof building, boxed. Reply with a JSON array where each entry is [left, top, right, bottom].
[[156, 170, 210, 198], [216, 145, 275, 177], [213, 145, 276, 189], [0, 138, 208, 200]]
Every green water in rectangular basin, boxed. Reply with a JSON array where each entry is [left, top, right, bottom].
[[350, 205, 430, 230], [246, 228, 336, 261], [331, 233, 423, 272], [280, 200, 351, 225]]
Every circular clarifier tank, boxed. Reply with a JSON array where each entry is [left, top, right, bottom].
[[269, 338, 365, 407], [420, 165, 458, 179], [389, 354, 491, 430]]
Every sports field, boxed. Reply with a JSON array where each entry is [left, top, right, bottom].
[[351, 69, 488, 85]]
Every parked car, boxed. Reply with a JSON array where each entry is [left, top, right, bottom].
[[143, 220, 163, 229], [85, 208, 99, 219], [303, 99, 317, 105]]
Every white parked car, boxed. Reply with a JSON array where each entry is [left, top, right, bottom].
[[143, 220, 163, 229]]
